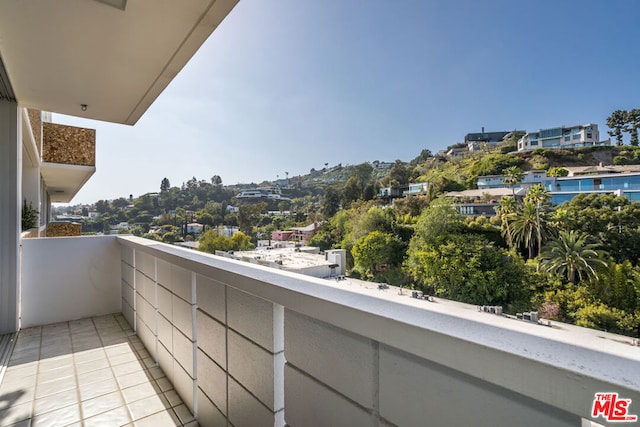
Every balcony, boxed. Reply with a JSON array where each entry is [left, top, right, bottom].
[[40, 122, 96, 203], [1, 235, 639, 426]]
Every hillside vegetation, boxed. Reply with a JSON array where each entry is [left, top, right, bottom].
[[57, 143, 640, 337]]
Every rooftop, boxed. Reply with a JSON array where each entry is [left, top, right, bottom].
[[223, 246, 336, 271]]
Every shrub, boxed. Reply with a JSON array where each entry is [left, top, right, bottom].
[[21, 200, 38, 230]]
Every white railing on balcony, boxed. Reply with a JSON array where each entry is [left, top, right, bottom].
[[20, 235, 640, 427]]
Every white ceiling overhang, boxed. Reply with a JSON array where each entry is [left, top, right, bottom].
[[40, 163, 96, 203], [0, 0, 238, 125]]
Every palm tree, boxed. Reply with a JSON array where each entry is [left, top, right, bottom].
[[525, 184, 551, 257], [496, 196, 516, 250], [510, 201, 538, 259], [539, 230, 608, 284], [503, 166, 524, 197]]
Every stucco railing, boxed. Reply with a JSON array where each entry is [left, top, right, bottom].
[[116, 235, 640, 427]]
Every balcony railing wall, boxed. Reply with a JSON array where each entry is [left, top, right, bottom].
[[21, 235, 121, 327], [20, 235, 640, 426]]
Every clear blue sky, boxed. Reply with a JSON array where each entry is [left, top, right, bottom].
[[57, 0, 640, 205]]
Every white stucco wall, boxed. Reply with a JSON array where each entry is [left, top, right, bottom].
[[21, 235, 121, 327]]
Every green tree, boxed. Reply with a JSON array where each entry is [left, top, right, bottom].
[[406, 231, 527, 306], [21, 200, 38, 230], [510, 201, 538, 259], [624, 109, 640, 146], [112, 197, 130, 210], [341, 176, 361, 208], [503, 166, 524, 196], [198, 230, 254, 254], [539, 230, 608, 284], [590, 260, 639, 312], [547, 167, 569, 177], [198, 212, 215, 227], [341, 163, 375, 207], [607, 109, 627, 146], [381, 160, 413, 186], [95, 199, 110, 214], [352, 231, 404, 277], [230, 232, 254, 251], [496, 196, 516, 250], [237, 202, 267, 234], [560, 193, 640, 264], [321, 186, 341, 218], [525, 184, 551, 257], [410, 149, 432, 166], [160, 177, 171, 192]]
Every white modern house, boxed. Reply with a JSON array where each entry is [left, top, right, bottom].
[[0, 2, 638, 427], [517, 123, 610, 152]]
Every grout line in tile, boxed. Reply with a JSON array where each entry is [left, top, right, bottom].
[[72, 318, 85, 423], [94, 314, 135, 426], [29, 322, 44, 422]]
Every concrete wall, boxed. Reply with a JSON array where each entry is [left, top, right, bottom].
[[284, 311, 576, 427], [121, 240, 285, 426], [21, 235, 121, 327], [117, 236, 640, 427]]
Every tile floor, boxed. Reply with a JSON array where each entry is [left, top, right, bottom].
[[0, 314, 198, 427]]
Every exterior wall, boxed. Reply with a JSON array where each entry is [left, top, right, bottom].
[[0, 100, 20, 334], [21, 236, 121, 327], [27, 108, 42, 155], [42, 122, 96, 166], [45, 221, 82, 237], [120, 240, 285, 425], [287, 264, 332, 278], [404, 182, 429, 196], [272, 231, 293, 241], [478, 170, 548, 189], [326, 249, 347, 276], [117, 236, 639, 427], [457, 203, 498, 217], [546, 173, 640, 204], [284, 311, 577, 427], [518, 124, 606, 152]]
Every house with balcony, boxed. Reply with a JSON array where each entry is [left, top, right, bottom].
[[517, 123, 611, 152], [445, 187, 526, 217], [465, 129, 525, 152], [378, 182, 429, 203], [290, 222, 322, 245], [477, 170, 549, 190], [1, 2, 639, 427], [476, 169, 640, 205], [544, 172, 640, 205]]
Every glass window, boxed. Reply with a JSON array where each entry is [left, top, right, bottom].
[[573, 134, 581, 140], [551, 193, 576, 205], [627, 192, 640, 202], [540, 128, 562, 138], [542, 138, 561, 147], [586, 132, 592, 139]]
